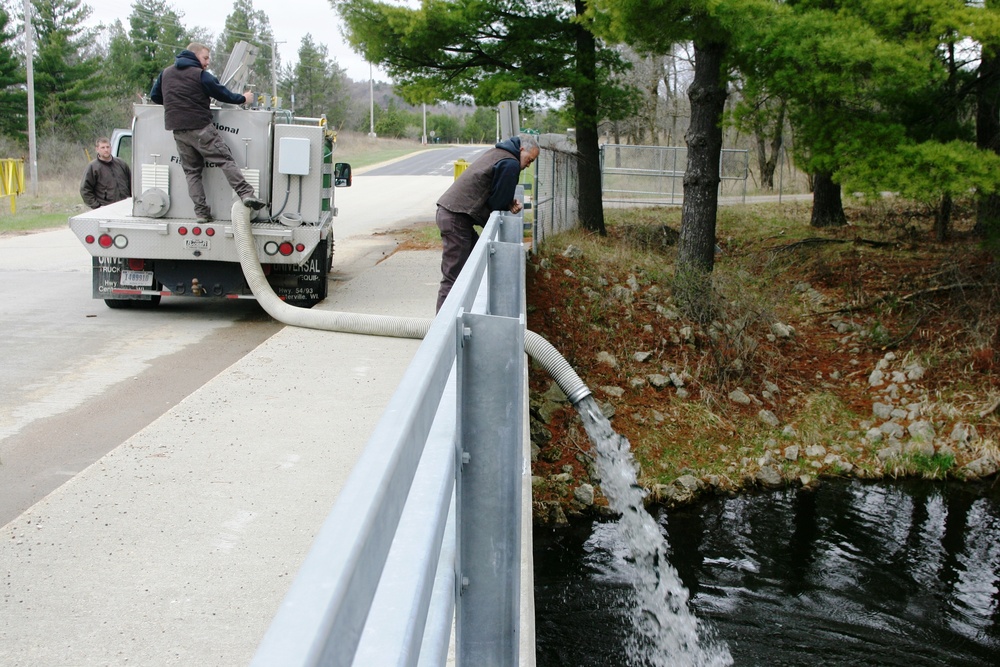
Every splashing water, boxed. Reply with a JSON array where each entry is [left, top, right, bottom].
[[575, 395, 733, 667]]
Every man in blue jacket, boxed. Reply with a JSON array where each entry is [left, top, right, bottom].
[[435, 134, 539, 311], [150, 43, 265, 222]]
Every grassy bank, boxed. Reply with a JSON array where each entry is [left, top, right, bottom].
[[525, 199, 1000, 522]]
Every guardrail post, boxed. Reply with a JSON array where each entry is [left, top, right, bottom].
[[488, 241, 525, 319], [491, 213, 526, 319], [498, 193, 523, 244], [456, 308, 525, 666]]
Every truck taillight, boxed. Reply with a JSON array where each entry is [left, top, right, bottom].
[[192, 227, 202, 236], [278, 242, 294, 256], [206, 227, 216, 237], [85, 235, 95, 244], [178, 227, 188, 235], [98, 234, 114, 248], [128, 259, 145, 271], [295, 243, 305, 252]]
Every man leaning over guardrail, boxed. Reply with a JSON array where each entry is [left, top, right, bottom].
[[434, 134, 539, 311]]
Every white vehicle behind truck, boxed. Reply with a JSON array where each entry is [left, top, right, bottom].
[[68, 42, 351, 309]]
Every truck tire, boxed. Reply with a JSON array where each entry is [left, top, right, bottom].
[[104, 295, 161, 309], [133, 295, 162, 308]]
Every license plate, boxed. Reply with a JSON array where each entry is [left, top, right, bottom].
[[185, 238, 210, 250], [121, 270, 154, 287]]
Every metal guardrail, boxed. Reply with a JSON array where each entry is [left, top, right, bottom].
[[252, 209, 530, 667]]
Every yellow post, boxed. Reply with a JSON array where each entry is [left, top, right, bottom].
[[0, 158, 26, 214], [453, 158, 469, 180]]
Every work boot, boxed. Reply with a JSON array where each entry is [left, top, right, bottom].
[[196, 210, 213, 223], [241, 195, 266, 210]]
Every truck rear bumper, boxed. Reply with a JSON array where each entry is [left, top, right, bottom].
[[92, 239, 331, 307]]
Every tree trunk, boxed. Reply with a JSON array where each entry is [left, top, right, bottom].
[[755, 133, 769, 189], [977, 22, 1000, 237], [677, 40, 728, 274], [810, 172, 847, 227], [574, 0, 606, 236], [647, 56, 661, 146], [935, 192, 952, 242], [758, 102, 785, 191]]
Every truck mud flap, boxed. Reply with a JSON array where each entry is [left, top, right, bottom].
[[264, 239, 330, 307]]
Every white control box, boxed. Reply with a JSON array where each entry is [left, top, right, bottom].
[[278, 136, 311, 175]]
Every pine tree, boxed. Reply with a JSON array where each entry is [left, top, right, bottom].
[[218, 0, 275, 94], [283, 34, 347, 121], [0, 5, 26, 138], [336, 0, 638, 235], [731, 1, 1000, 234], [125, 0, 189, 95], [29, 0, 102, 140]]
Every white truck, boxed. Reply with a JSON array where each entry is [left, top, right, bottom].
[[68, 42, 351, 309]]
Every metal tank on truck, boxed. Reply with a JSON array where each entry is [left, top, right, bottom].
[[68, 41, 352, 309]]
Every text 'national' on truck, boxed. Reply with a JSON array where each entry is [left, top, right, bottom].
[[68, 41, 352, 309]]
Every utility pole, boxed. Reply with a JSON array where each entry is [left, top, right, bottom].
[[23, 0, 37, 197], [270, 39, 285, 103], [368, 62, 376, 139], [422, 102, 427, 145]]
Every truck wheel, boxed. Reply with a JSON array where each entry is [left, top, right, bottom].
[[104, 299, 132, 309], [132, 295, 162, 308], [104, 295, 161, 309]]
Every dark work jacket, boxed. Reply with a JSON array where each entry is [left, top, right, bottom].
[[80, 157, 132, 209], [149, 50, 246, 131], [437, 137, 523, 224]]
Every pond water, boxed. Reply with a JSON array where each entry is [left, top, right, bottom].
[[534, 479, 1000, 666]]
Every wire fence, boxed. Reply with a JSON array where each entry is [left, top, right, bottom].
[[531, 140, 753, 244], [600, 144, 749, 207], [531, 137, 579, 253]]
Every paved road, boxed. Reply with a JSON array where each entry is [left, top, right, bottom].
[[0, 154, 454, 527], [0, 230, 282, 526], [364, 144, 488, 177]]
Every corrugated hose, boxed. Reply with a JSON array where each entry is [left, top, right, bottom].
[[231, 201, 591, 405]]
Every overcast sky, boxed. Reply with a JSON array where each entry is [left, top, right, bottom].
[[84, 0, 389, 83]]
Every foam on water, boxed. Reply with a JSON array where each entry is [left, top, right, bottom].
[[575, 395, 733, 667]]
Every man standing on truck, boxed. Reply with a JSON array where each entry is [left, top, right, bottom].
[[80, 137, 131, 209], [149, 42, 265, 222], [435, 134, 539, 311]]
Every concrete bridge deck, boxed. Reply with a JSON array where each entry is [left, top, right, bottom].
[[1, 249, 444, 665]]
